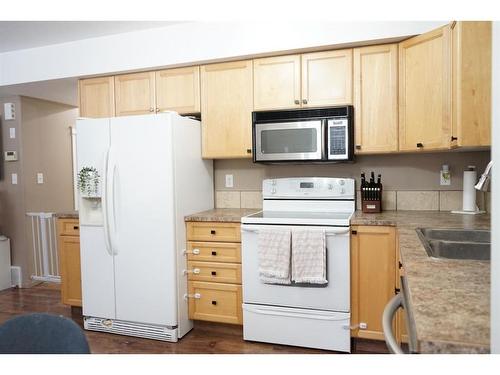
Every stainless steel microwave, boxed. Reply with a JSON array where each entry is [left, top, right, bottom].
[[252, 106, 354, 163]]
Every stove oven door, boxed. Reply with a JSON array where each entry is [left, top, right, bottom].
[[241, 224, 350, 312]]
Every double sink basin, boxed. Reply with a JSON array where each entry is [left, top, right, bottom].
[[416, 228, 491, 261]]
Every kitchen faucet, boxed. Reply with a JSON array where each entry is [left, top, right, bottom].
[[475, 161, 493, 191]]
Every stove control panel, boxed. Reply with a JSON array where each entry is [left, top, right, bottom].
[[263, 177, 355, 199]]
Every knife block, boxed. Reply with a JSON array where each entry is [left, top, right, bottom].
[[361, 187, 382, 213]]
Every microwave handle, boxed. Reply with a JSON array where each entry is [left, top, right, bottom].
[[322, 119, 327, 160]]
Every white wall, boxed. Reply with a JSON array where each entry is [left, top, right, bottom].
[[491, 21, 499, 354], [0, 21, 447, 87]]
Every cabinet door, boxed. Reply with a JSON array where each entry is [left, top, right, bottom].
[[201, 60, 253, 159], [59, 235, 82, 307], [115, 72, 155, 116], [155, 66, 200, 114], [301, 49, 353, 107], [452, 21, 492, 147], [353, 45, 398, 154], [351, 226, 396, 340], [253, 55, 301, 110], [79, 77, 115, 118], [399, 25, 452, 151]]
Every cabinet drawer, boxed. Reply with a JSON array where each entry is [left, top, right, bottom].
[[186, 222, 240, 242], [187, 261, 241, 284], [187, 241, 241, 263], [188, 282, 242, 325], [58, 219, 80, 236]]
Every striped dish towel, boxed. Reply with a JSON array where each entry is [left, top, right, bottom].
[[291, 229, 327, 284], [258, 228, 292, 285]]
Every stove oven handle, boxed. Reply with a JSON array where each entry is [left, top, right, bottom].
[[241, 226, 350, 236]]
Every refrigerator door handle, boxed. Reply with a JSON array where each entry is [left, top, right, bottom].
[[102, 148, 113, 256], [110, 160, 120, 255], [107, 147, 118, 255]]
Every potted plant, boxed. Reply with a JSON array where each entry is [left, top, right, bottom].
[[77, 167, 100, 197]]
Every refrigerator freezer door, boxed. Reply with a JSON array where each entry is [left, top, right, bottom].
[[110, 114, 177, 326], [80, 226, 116, 319]]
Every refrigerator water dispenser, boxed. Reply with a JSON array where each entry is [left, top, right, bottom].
[[80, 197, 103, 226]]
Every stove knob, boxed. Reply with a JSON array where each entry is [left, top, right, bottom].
[[340, 188, 345, 194], [328, 184, 333, 190], [271, 188, 277, 194], [272, 179, 277, 186], [339, 179, 345, 186]]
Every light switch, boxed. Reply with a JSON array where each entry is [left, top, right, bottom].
[[225, 174, 234, 188], [37, 173, 44, 184], [9, 128, 16, 139], [11, 173, 18, 185]]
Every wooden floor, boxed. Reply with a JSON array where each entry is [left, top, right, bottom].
[[0, 283, 389, 354]]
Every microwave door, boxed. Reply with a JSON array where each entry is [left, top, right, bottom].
[[255, 121, 322, 162]]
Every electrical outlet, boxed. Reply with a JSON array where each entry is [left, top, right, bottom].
[[37, 173, 44, 184], [225, 174, 234, 188]]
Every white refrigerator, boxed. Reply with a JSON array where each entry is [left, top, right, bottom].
[[76, 113, 213, 341]]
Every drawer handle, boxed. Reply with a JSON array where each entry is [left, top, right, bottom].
[[211, 251, 217, 256], [211, 300, 217, 306], [210, 230, 216, 235], [416, 142, 424, 148], [73, 226, 79, 230], [211, 271, 217, 276]]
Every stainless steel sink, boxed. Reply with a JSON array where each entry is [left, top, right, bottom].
[[416, 228, 491, 261]]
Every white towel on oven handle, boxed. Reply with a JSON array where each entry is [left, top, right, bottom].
[[291, 229, 327, 284], [258, 228, 292, 285]]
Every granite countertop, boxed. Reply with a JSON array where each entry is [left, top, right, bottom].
[[353, 211, 491, 353], [184, 208, 261, 223], [54, 212, 79, 219]]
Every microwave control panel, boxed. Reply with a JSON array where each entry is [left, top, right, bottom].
[[327, 119, 348, 160]]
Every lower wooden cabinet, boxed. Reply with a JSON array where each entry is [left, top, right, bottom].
[[57, 218, 82, 307], [186, 220, 243, 325], [188, 281, 243, 324], [350, 225, 399, 341]]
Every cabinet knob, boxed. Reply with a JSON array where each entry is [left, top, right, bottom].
[[149, 107, 154, 112], [211, 251, 217, 256], [155, 108, 160, 113], [302, 99, 308, 105], [416, 142, 424, 148], [246, 149, 252, 154], [73, 226, 79, 230], [355, 145, 362, 150], [211, 300, 217, 306], [294, 99, 300, 105], [210, 230, 216, 235], [451, 136, 458, 141], [211, 271, 217, 276]]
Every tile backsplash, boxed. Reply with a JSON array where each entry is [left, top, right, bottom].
[[215, 189, 491, 213]]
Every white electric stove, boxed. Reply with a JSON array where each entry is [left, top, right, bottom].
[[241, 177, 355, 352]]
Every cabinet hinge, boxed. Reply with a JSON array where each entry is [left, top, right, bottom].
[[398, 261, 403, 269], [395, 288, 401, 294]]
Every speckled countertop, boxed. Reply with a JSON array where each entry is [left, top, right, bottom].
[[54, 212, 79, 219], [184, 208, 260, 223], [353, 211, 491, 353]]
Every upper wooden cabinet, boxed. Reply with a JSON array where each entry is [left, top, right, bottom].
[[399, 25, 452, 151], [155, 66, 200, 114], [301, 50, 353, 107], [253, 55, 301, 110], [201, 60, 253, 159], [114, 72, 156, 116], [353, 44, 398, 154], [399, 21, 491, 152], [253, 49, 353, 111], [351, 225, 397, 341], [79, 77, 115, 118], [452, 21, 491, 147]]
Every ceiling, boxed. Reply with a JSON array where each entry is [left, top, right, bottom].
[[0, 21, 183, 53]]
